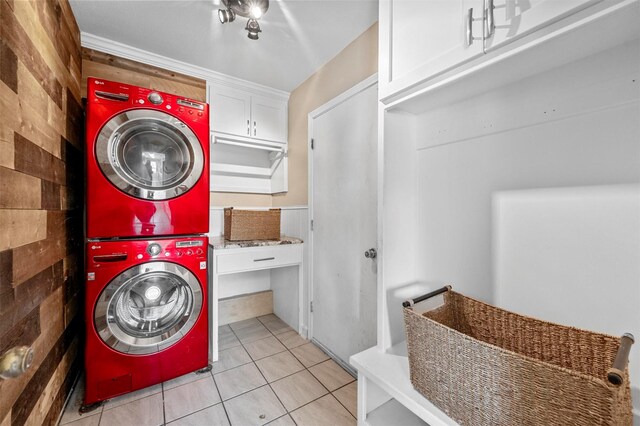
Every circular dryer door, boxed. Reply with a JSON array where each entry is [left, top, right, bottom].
[[95, 109, 204, 200], [94, 262, 203, 355]]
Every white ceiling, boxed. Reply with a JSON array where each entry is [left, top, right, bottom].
[[69, 0, 379, 92]]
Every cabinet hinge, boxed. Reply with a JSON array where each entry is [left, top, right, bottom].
[[310, 220, 314, 231], [311, 138, 314, 150], [310, 301, 314, 313]]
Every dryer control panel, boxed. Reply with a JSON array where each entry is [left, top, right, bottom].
[[87, 77, 209, 125], [87, 236, 208, 273]]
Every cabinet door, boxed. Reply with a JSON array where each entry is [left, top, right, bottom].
[[484, 0, 601, 51], [251, 95, 287, 143], [380, 0, 484, 99], [208, 85, 252, 137]]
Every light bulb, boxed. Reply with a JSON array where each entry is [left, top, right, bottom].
[[250, 5, 262, 19]]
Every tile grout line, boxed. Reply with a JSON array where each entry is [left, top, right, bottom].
[[219, 316, 357, 424], [209, 369, 234, 426], [159, 371, 223, 424], [230, 320, 291, 416], [277, 327, 357, 421], [226, 318, 301, 425], [256, 320, 330, 417], [305, 361, 357, 419], [330, 380, 358, 417], [162, 382, 167, 425], [246, 318, 301, 426]]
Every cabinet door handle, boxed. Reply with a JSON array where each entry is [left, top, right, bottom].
[[247, 119, 250, 135], [466, 8, 474, 46], [254, 257, 275, 262], [254, 121, 257, 136], [466, 7, 485, 47], [486, 0, 495, 37]]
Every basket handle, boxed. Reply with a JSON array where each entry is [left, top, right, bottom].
[[402, 285, 452, 308], [607, 333, 635, 386]]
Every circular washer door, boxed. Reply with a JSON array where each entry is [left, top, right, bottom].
[[94, 262, 203, 355], [95, 109, 204, 200]]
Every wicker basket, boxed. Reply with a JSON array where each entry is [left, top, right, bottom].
[[223, 208, 281, 241], [403, 287, 633, 426]]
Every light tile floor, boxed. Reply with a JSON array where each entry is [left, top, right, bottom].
[[59, 314, 356, 426]]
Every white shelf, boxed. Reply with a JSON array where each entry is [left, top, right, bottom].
[[366, 399, 428, 426], [350, 342, 459, 426]]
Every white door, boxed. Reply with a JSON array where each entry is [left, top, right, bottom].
[[484, 0, 599, 51], [309, 77, 378, 367]]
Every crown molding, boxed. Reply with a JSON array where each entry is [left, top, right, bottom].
[[80, 32, 290, 100]]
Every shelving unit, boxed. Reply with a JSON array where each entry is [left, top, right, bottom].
[[351, 0, 640, 424], [350, 343, 457, 426], [207, 81, 289, 194], [209, 133, 288, 194]]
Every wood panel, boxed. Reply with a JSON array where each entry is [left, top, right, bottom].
[[82, 47, 206, 89], [81, 48, 207, 102], [0, 0, 83, 424], [0, 167, 41, 209], [0, 125, 14, 168]]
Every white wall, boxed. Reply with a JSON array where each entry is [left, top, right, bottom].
[[380, 110, 420, 349]]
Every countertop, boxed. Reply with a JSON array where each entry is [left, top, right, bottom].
[[209, 235, 303, 250]]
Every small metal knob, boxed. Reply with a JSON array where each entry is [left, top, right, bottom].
[[0, 346, 34, 379], [147, 92, 163, 105], [364, 248, 377, 259], [147, 243, 162, 257]]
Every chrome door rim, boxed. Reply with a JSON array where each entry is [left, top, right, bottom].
[[95, 109, 204, 200], [94, 262, 203, 355]]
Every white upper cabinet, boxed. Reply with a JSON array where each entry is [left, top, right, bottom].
[[208, 85, 252, 137], [208, 83, 287, 144], [483, 0, 600, 51], [380, 0, 485, 100], [251, 95, 287, 142], [380, 0, 631, 103]]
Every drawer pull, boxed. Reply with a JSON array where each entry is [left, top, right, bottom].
[[254, 257, 275, 262]]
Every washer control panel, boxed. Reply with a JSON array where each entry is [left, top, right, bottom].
[[88, 237, 207, 270]]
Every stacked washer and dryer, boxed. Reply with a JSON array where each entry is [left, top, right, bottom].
[[83, 78, 210, 406]]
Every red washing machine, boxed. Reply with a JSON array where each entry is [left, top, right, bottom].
[[84, 236, 208, 405], [85, 78, 209, 239]]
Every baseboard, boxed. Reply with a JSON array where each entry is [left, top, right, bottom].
[[218, 290, 273, 325]]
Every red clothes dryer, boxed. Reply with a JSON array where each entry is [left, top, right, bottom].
[[84, 236, 208, 405], [85, 78, 209, 239]]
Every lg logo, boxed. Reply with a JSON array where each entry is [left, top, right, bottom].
[[95, 80, 104, 85]]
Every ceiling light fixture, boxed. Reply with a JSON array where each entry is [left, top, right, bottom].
[[218, 0, 269, 40], [245, 19, 261, 40], [218, 8, 235, 23]]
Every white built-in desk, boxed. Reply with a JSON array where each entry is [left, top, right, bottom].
[[209, 236, 304, 362], [350, 342, 458, 426]]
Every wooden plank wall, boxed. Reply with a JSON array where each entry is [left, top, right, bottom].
[[0, 0, 84, 425], [81, 48, 206, 101]]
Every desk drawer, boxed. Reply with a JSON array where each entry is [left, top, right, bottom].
[[216, 244, 302, 274]]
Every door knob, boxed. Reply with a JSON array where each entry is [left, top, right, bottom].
[[364, 248, 377, 259], [0, 346, 34, 380]]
